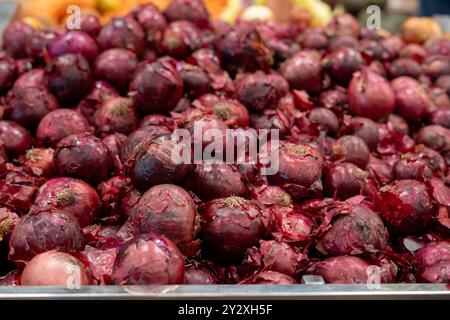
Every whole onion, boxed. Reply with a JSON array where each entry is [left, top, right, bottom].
[[252, 185, 293, 207], [21, 148, 54, 177], [94, 49, 138, 94], [45, 54, 92, 106], [130, 3, 167, 50], [2, 20, 35, 59], [79, 15, 101, 38], [130, 135, 193, 192], [416, 125, 450, 152], [97, 17, 145, 54], [323, 162, 368, 200], [7, 86, 59, 129], [0, 121, 32, 155], [53, 133, 112, 184], [317, 203, 388, 256], [185, 265, 217, 284], [0, 55, 16, 91], [112, 233, 184, 285], [12, 68, 45, 91], [30, 177, 101, 227], [36, 109, 93, 147], [348, 68, 395, 120], [332, 135, 370, 169], [48, 31, 98, 61], [94, 97, 138, 135], [211, 99, 250, 128], [234, 72, 289, 112], [161, 21, 201, 59], [186, 163, 248, 202], [21, 251, 90, 286], [118, 184, 197, 245], [342, 117, 379, 151], [201, 197, 266, 262], [314, 256, 372, 284], [325, 47, 363, 86], [164, 0, 210, 28], [280, 51, 323, 93], [414, 241, 450, 283], [429, 109, 450, 129], [9, 211, 84, 263], [129, 60, 183, 114], [376, 180, 433, 234]]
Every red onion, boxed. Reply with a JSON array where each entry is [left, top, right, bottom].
[[12, 68, 45, 91], [422, 55, 450, 80], [280, 51, 322, 93], [323, 162, 368, 200], [162, 21, 201, 59], [325, 47, 363, 85], [376, 180, 433, 234], [97, 16, 145, 54], [185, 265, 217, 284], [201, 197, 266, 262], [429, 109, 450, 129], [0, 55, 16, 91], [119, 184, 197, 245], [0, 121, 32, 155], [414, 241, 450, 283], [308, 108, 339, 135], [94, 49, 138, 94], [416, 125, 450, 152], [21, 250, 90, 286], [332, 135, 370, 169], [53, 133, 112, 184], [45, 54, 92, 106], [7, 86, 59, 130], [179, 63, 212, 98], [348, 67, 395, 120], [252, 185, 293, 207], [79, 15, 101, 38], [36, 109, 93, 147], [20, 148, 54, 177], [186, 163, 248, 202], [164, 0, 210, 28], [80, 245, 117, 285], [48, 31, 99, 61], [30, 177, 101, 227], [112, 233, 184, 285], [129, 59, 183, 114], [2, 20, 35, 59], [94, 97, 138, 135], [240, 271, 296, 284], [130, 3, 167, 50], [9, 211, 84, 263], [314, 256, 372, 284], [388, 58, 422, 79]]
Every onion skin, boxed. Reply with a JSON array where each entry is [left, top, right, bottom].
[[20, 148, 54, 177], [12, 68, 44, 91], [80, 245, 117, 285], [2, 20, 35, 59], [269, 207, 314, 244], [162, 21, 202, 59], [414, 241, 450, 283], [118, 184, 197, 245], [429, 109, 450, 129], [21, 251, 90, 286], [36, 109, 93, 148], [0, 55, 16, 91], [375, 180, 433, 235], [112, 233, 184, 285], [164, 0, 210, 28], [130, 3, 167, 51], [325, 47, 363, 86], [252, 185, 293, 208], [9, 212, 84, 264], [0, 121, 32, 156], [186, 163, 249, 202], [129, 60, 183, 114], [212, 99, 250, 128], [53, 133, 112, 184], [30, 177, 102, 227], [240, 271, 296, 284], [79, 15, 101, 38], [314, 256, 371, 284], [201, 197, 266, 262], [348, 68, 395, 120], [416, 125, 450, 152], [343, 117, 379, 151], [317, 203, 388, 256]]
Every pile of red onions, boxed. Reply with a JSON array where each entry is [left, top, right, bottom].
[[0, 0, 449, 286]]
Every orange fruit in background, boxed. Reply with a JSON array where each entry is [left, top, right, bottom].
[[401, 17, 443, 44]]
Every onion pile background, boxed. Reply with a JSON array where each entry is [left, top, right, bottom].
[[0, 0, 449, 286]]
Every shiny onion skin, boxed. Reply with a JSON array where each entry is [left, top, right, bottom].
[[53, 133, 112, 184], [348, 68, 395, 120], [0, 121, 32, 156], [280, 51, 323, 94], [21, 251, 90, 286], [332, 135, 370, 169], [184, 264, 217, 284], [112, 233, 184, 285], [118, 184, 197, 244], [30, 177, 101, 227], [47, 31, 99, 61], [201, 197, 266, 262], [97, 17, 145, 55], [323, 162, 368, 200], [9, 212, 84, 264]]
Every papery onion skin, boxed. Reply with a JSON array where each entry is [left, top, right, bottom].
[[112, 233, 184, 285], [21, 250, 90, 286], [240, 271, 296, 284], [201, 197, 266, 262], [314, 256, 371, 284], [414, 241, 450, 283], [30, 177, 101, 227], [9, 212, 84, 263]]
